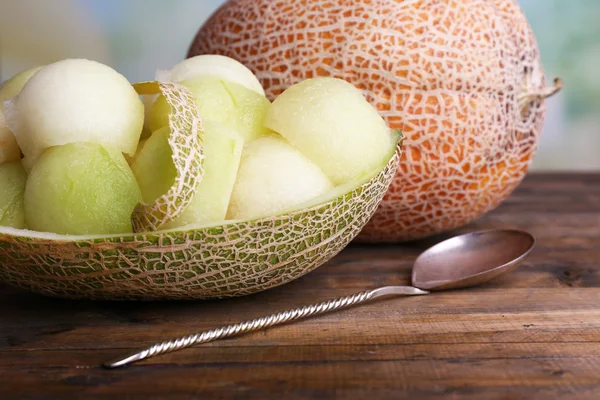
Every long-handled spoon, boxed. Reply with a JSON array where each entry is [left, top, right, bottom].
[[104, 229, 535, 369]]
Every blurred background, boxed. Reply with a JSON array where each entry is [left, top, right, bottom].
[[0, 0, 597, 170]]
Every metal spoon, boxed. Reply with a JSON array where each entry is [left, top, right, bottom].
[[104, 229, 535, 369]]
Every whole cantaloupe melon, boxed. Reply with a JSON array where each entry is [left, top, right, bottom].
[[189, 0, 562, 242]]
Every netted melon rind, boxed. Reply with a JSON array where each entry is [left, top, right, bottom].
[[131, 82, 205, 232], [189, 0, 551, 243], [0, 149, 399, 300]]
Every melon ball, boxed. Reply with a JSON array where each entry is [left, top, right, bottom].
[[24, 142, 143, 235], [0, 162, 27, 229], [5, 59, 144, 164], [149, 76, 270, 142], [264, 77, 394, 185], [221, 80, 271, 142], [0, 66, 42, 164], [227, 135, 334, 221], [156, 55, 265, 95], [149, 77, 234, 135], [131, 127, 176, 204], [132, 121, 244, 229]]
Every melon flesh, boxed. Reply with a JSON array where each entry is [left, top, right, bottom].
[[20, 156, 36, 174], [222, 79, 271, 142], [132, 121, 244, 228], [6, 59, 144, 165], [149, 76, 270, 141], [125, 138, 148, 166], [24, 142, 143, 235], [156, 54, 265, 95], [140, 95, 157, 140], [0, 162, 27, 228], [131, 127, 176, 204], [0, 67, 42, 102], [149, 77, 234, 134], [0, 66, 42, 164], [227, 134, 334, 221], [265, 77, 395, 185]]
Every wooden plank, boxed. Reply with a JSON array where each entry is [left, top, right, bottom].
[[2, 289, 600, 350], [4, 343, 600, 368], [0, 173, 598, 399], [2, 356, 600, 399]]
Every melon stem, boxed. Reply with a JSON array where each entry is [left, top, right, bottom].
[[540, 77, 564, 100], [519, 77, 564, 117], [521, 77, 563, 101]]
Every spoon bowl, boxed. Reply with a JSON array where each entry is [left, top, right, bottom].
[[412, 229, 536, 291]]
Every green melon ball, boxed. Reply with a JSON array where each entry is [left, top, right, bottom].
[[0, 66, 42, 164], [227, 135, 334, 221], [222, 80, 271, 143], [132, 121, 244, 229], [264, 77, 395, 185], [0, 162, 27, 229], [6, 59, 144, 165], [149, 76, 270, 142], [24, 142, 143, 235], [130, 127, 176, 204], [156, 55, 265, 95], [149, 77, 234, 135]]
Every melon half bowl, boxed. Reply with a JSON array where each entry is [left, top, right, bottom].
[[0, 81, 401, 301]]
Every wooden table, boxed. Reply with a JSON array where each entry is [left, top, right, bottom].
[[1, 173, 599, 399]]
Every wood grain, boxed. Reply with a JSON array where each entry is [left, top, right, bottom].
[[0, 173, 599, 399]]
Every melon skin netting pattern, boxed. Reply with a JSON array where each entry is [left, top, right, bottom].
[[189, 0, 561, 242]]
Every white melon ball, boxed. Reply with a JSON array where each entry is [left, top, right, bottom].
[[156, 55, 265, 95], [227, 135, 334, 221], [0, 66, 42, 164], [264, 77, 395, 185], [5, 59, 144, 164]]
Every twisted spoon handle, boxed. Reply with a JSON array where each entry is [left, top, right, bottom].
[[104, 285, 428, 369]]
